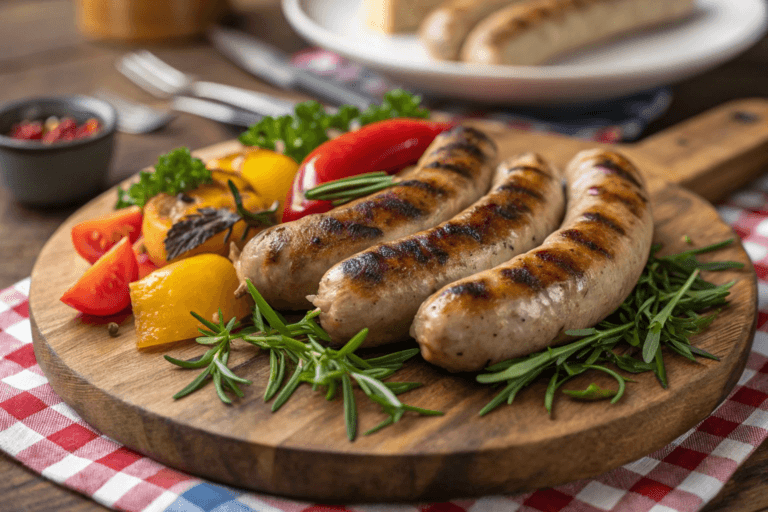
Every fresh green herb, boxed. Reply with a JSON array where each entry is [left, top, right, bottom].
[[477, 239, 742, 416], [238, 89, 430, 164], [225, 180, 278, 241], [163, 180, 278, 261], [304, 171, 396, 205], [164, 311, 250, 404], [116, 147, 211, 209], [166, 279, 442, 440], [562, 382, 618, 401]]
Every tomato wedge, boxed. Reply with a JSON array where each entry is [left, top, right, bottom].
[[282, 118, 453, 223], [71, 206, 143, 264], [132, 237, 159, 279], [61, 237, 138, 316]]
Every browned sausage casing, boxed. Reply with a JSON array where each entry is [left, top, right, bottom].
[[231, 126, 497, 310], [313, 153, 564, 347], [411, 149, 653, 372], [419, 0, 528, 60]]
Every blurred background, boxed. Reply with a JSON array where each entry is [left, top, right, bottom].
[[1, 1, 768, 508]]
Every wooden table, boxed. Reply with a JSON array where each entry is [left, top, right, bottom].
[[1, 0, 767, 510]]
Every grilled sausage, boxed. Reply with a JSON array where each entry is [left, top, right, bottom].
[[419, 0, 527, 61], [411, 149, 653, 372], [460, 0, 695, 66], [232, 125, 497, 310], [313, 153, 564, 347]]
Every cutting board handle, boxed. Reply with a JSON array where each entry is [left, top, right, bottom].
[[633, 98, 768, 202]]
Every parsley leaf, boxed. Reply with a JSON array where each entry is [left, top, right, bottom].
[[238, 89, 430, 164], [115, 147, 212, 209]]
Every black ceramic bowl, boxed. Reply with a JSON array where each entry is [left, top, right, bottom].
[[0, 95, 117, 207]]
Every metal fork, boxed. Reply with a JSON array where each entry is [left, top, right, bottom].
[[117, 50, 296, 118], [94, 90, 174, 134]]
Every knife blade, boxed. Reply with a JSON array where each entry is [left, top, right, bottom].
[[209, 26, 377, 110]]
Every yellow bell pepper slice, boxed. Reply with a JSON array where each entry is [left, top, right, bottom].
[[141, 177, 267, 267], [130, 254, 252, 349], [238, 149, 299, 216]]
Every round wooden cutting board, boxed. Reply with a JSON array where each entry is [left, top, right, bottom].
[[29, 129, 757, 502]]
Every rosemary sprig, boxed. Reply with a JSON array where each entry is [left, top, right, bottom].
[[164, 311, 251, 404], [304, 171, 396, 205], [165, 279, 441, 440], [477, 239, 742, 416]]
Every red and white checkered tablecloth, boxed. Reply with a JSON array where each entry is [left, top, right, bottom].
[[2, 183, 768, 511]]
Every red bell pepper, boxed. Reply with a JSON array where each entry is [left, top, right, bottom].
[[282, 118, 452, 222]]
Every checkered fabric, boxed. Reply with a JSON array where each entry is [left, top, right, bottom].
[[2, 178, 768, 511]]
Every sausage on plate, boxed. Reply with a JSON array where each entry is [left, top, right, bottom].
[[419, 0, 528, 60], [460, 0, 695, 66], [411, 149, 653, 372], [313, 153, 564, 346], [231, 125, 497, 310]]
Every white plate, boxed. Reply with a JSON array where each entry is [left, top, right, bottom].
[[282, 0, 768, 104]]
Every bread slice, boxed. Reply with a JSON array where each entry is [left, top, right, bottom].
[[364, 0, 446, 33]]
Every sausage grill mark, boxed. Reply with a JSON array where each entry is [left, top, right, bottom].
[[348, 223, 385, 239], [441, 223, 484, 242], [560, 228, 613, 258], [352, 193, 425, 222], [596, 158, 643, 189], [500, 266, 543, 291], [447, 125, 497, 149], [397, 179, 448, 197], [340, 252, 388, 284], [496, 183, 546, 200], [319, 217, 384, 240], [266, 231, 288, 263], [416, 236, 451, 264], [481, 201, 529, 222], [424, 161, 475, 179], [432, 141, 489, 160], [588, 186, 647, 218], [447, 280, 489, 298], [582, 211, 626, 236], [534, 249, 584, 278]]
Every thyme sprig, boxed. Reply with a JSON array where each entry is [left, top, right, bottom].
[[165, 279, 441, 440], [477, 239, 743, 416]]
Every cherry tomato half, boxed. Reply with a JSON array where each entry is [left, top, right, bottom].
[[60, 237, 139, 316], [282, 118, 453, 222], [71, 206, 143, 264]]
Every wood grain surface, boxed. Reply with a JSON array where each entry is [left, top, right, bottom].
[[29, 126, 757, 501], [3, 0, 768, 509]]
